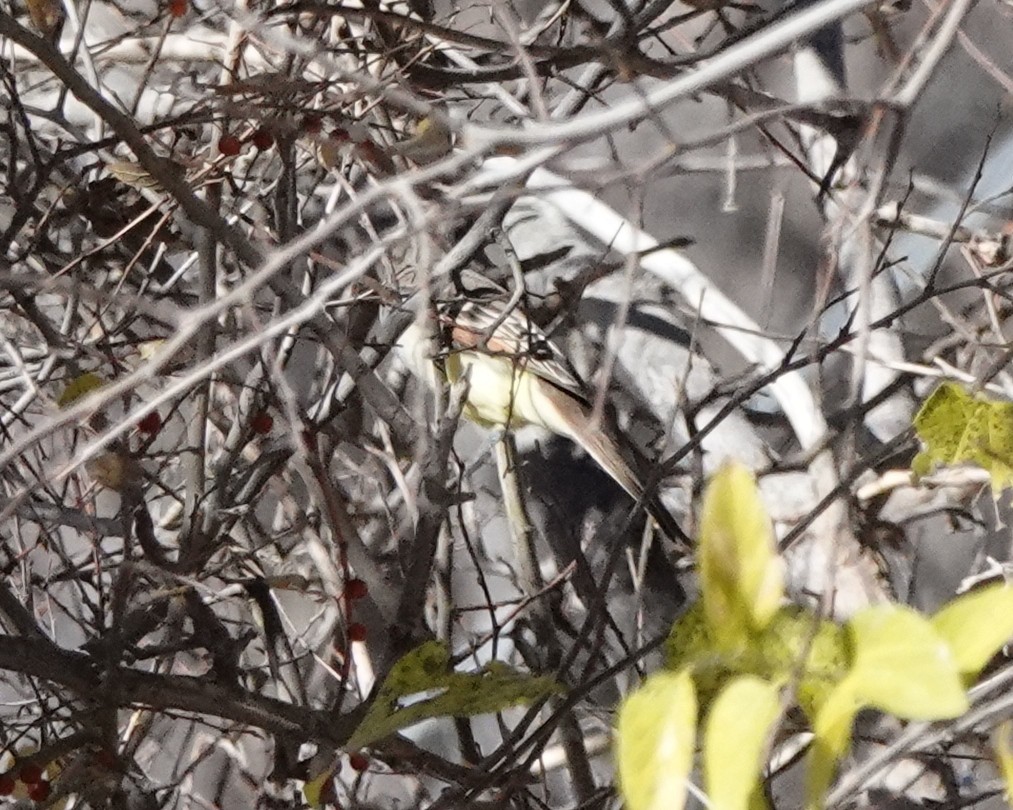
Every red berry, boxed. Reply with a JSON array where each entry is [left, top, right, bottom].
[[0, 775, 14, 796], [347, 622, 367, 642], [219, 135, 242, 156], [302, 115, 323, 135], [348, 752, 369, 772], [250, 412, 273, 434], [137, 411, 161, 435], [345, 578, 368, 600], [330, 128, 350, 143], [18, 763, 43, 784], [251, 128, 274, 150], [167, 0, 187, 16], [27, 780, 50, 801]]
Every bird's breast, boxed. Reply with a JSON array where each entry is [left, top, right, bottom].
[[446, 351, 573, 437]]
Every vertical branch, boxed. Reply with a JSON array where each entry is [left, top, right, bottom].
[[179, 220, 217, 563], [494, 434, 596, 803], [494, 435, 541, 598]]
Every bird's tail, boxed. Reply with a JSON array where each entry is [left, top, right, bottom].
[[565, 414, 691, 548]]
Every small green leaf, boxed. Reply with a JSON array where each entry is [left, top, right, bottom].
[[913, 381, 1013, 492], [346, 641, 558, 749], [806, 675, 861, 809], [698, 463, 784, 649], [932, 584, 1013, 678], [58, 371, 104, 408], [847, 605, 968, 720], [665, 602, 740, 710], [704, 676, 781, 810], [665, 602, 712, 669], [377, 639, 450, 694], [616, 668, 697, 810]]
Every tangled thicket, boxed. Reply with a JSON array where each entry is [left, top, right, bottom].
[[1, 0, 1012, 806]]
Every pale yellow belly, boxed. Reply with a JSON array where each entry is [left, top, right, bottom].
[[446, 351, 571, 436]]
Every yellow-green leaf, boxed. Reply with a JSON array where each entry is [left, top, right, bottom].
[[346, 641, 558, 749], [665, 601, 712, 669], [616, 668, 697, 810], [806, 675, 861, 809], [58, 372, 104, 408], [301, 754, 338, 808], [665, 604, 849, 716], [704, 676, 780, 810], [913, 381, 1013, 492], [107, 160, 162, 190], [759, 608, 850, 718], [993, 720, 1013, 804], [932, 584, 1013, 678], [847, 605, 968, 720], [698, 463, 784, 649]]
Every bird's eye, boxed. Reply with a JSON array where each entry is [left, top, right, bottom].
[[530, 339, 553, 360]]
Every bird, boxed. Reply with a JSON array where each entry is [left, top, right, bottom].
[[398, 280, 690, 547]]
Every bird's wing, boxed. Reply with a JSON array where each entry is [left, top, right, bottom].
[[430, 293, 691, 547], [439, 297, 590, 404]]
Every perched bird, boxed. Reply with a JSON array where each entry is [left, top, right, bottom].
[[399, 281, 690, 547]]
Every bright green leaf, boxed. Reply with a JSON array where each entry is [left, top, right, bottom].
[[913, 381, 1013, 492], [847, 605, 968, 720], [932, 584, 1013, 678], [698, 463, 784, 649], [346, 641, 559, 749], [806, 675, 861, 810], [704, 676, 781, 810], [616, 668, 697, 810], [58, 371, 104, 408]]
